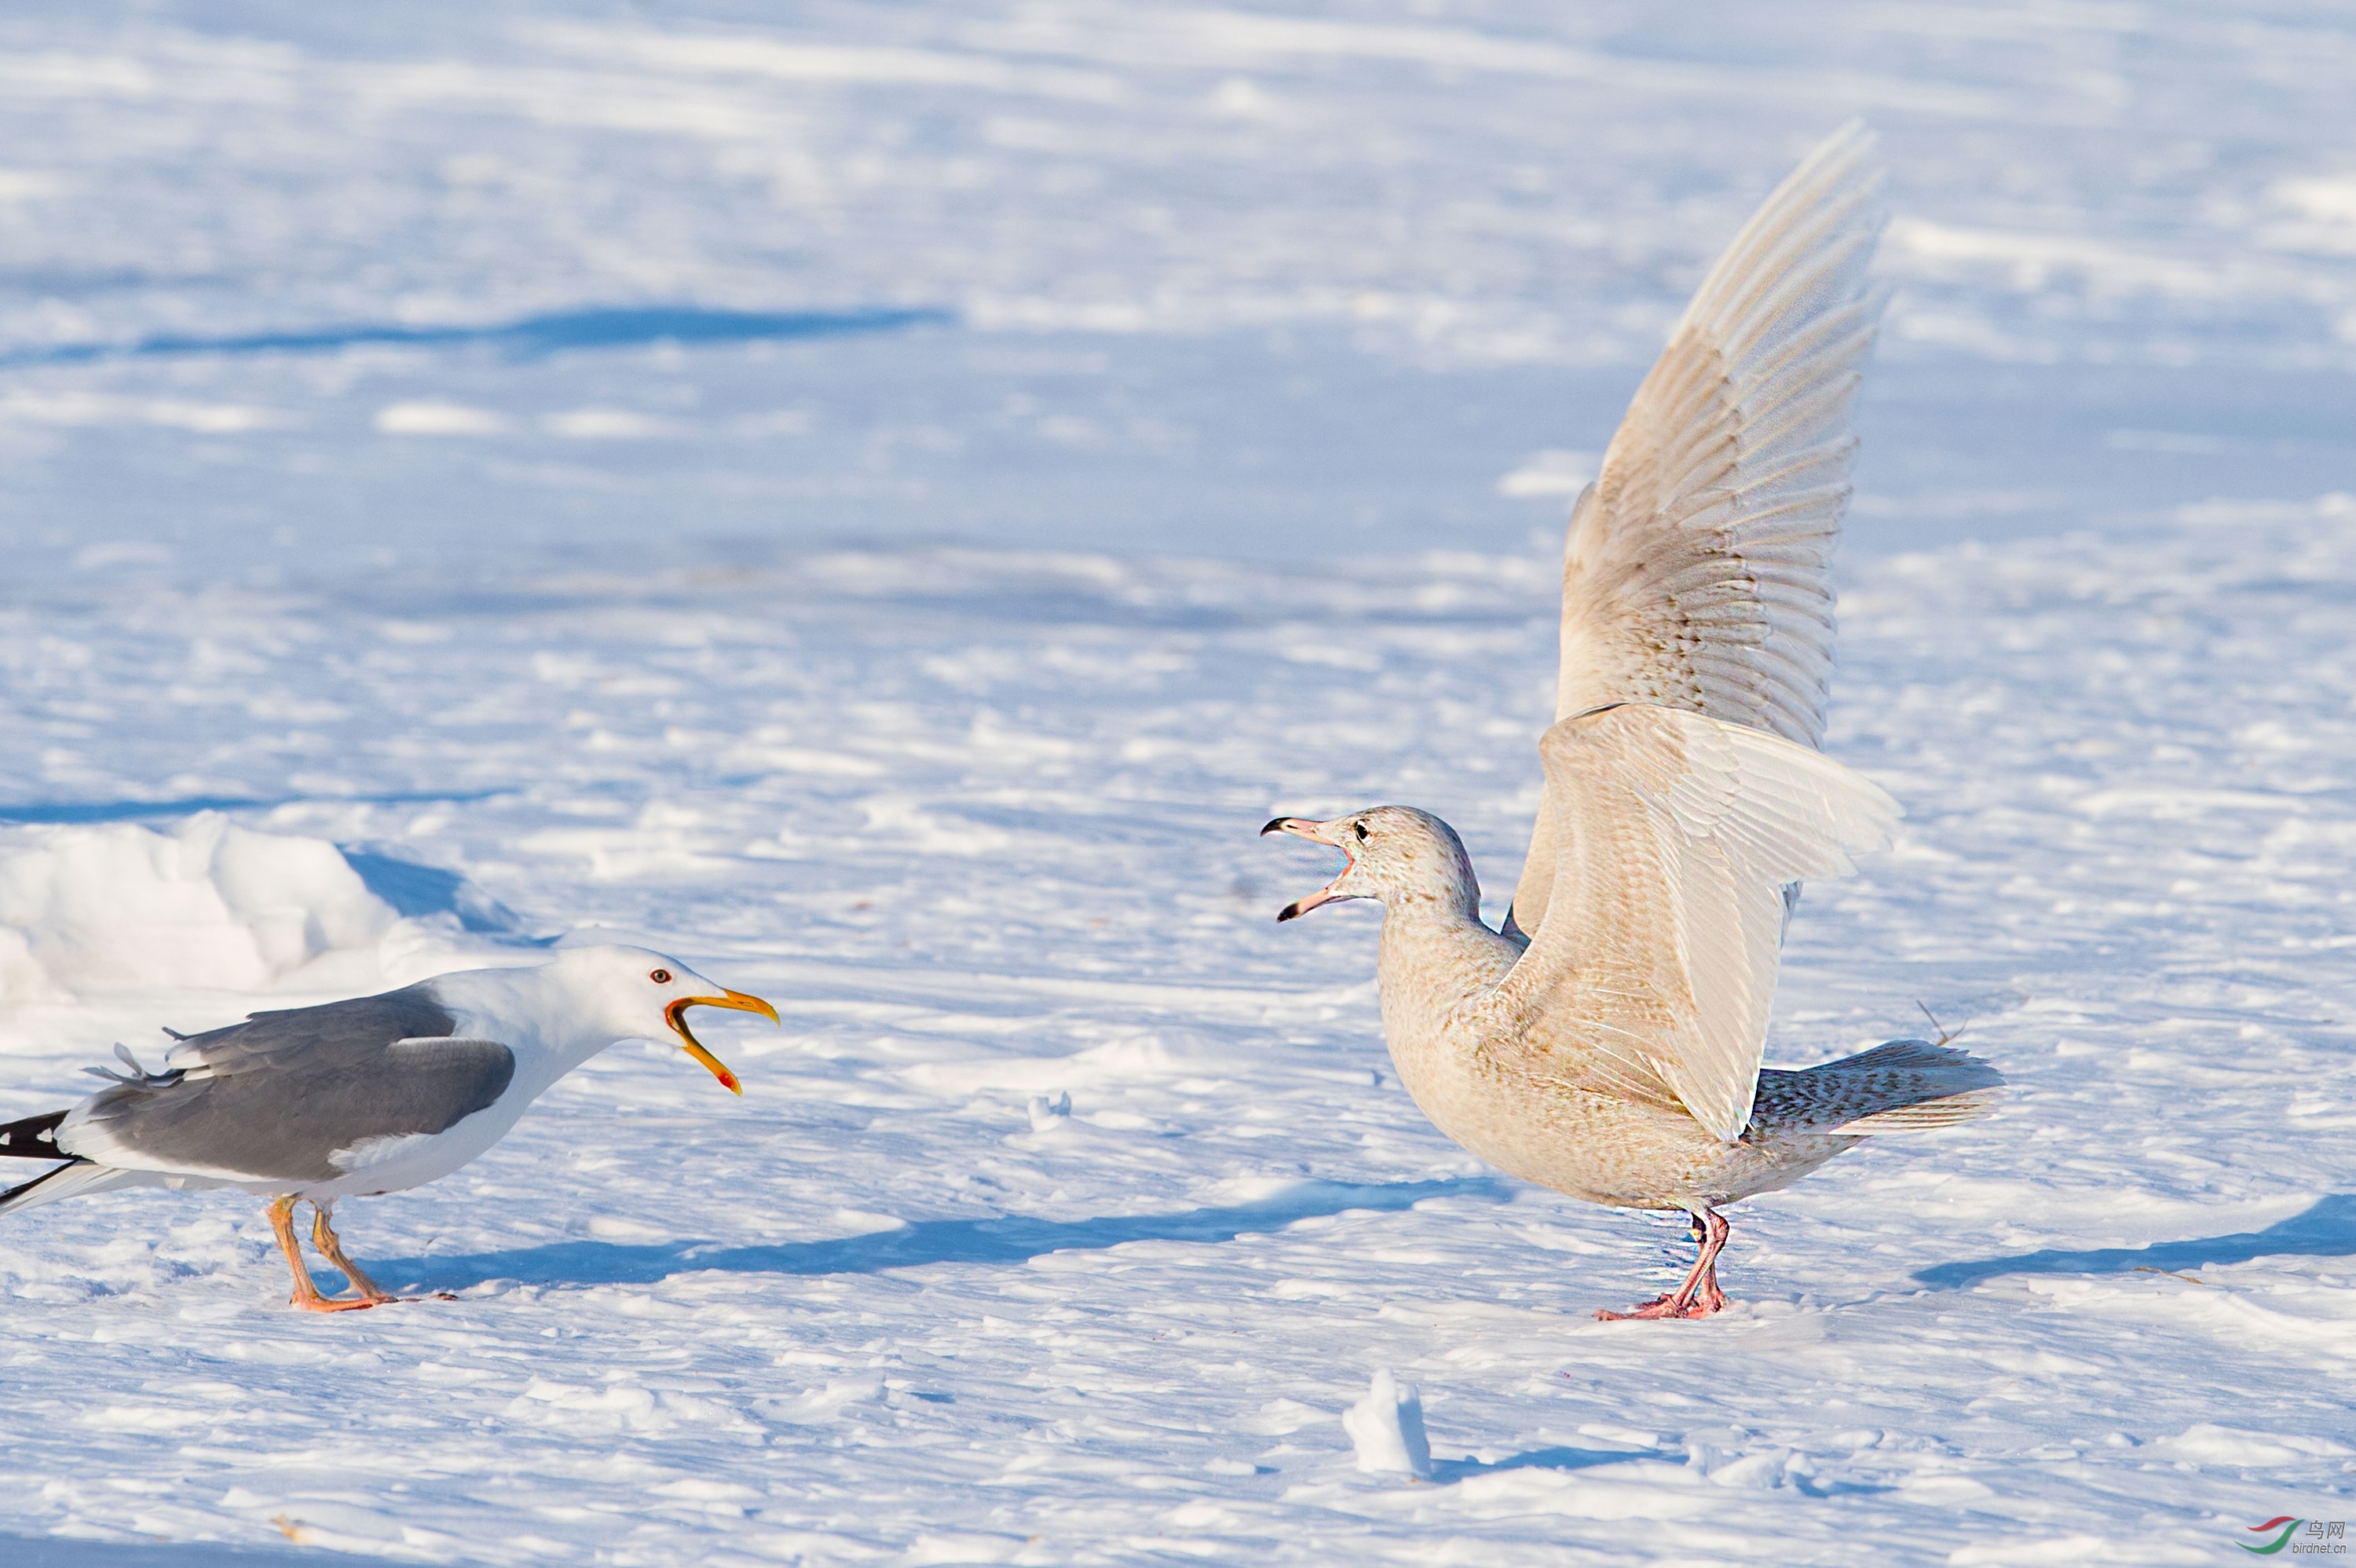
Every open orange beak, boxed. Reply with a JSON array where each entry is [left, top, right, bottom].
[[664, 989, 779, 1095]]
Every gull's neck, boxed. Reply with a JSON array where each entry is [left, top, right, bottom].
[[428, 967, 625, 1100], [1374, 889, 1524, 1070], [1372, 889, 1527, 1154]]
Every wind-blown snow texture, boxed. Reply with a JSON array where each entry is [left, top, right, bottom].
[[0, 4, 2351, 1564]]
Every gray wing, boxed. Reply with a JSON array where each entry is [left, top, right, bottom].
[[60, 985, 515, 1183], [1507, 123, 1886, 939]]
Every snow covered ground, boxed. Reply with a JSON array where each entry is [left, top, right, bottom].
[[0, 2, 2352, 1563]]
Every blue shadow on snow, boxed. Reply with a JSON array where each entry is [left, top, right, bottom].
[[0, 788, 507, 825], [1427, 1445, 1656, 1483], [0, 794, 536, 941], [0, 303, 952, 368], [1915, 1193, 2356, 1290], [379, 1178, 1506, 1293], [338, 849, 522, 935], [0, 1534, 316, 1566]]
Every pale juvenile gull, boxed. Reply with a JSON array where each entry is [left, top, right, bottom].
[[1264, 124, 2002, 1320], [0, 945, 777, 1312]]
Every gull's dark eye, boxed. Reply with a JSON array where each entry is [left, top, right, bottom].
[[649, 968, 672, 984], [1353, 821, 1370, 842]]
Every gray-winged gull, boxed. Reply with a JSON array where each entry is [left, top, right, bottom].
[[1261, 125, 2003, 1321], [0, 945, 777, 1312]]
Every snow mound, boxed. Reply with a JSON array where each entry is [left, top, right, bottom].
[[1344, 1370, 1433, 1478], [0, 813, 477, 1003]]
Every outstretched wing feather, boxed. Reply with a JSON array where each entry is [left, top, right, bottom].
[[1509, 122, 1886, 938], [1474, 705, 1897, 1141]]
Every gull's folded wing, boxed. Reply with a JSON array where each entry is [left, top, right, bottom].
[[1473, 704, 1898, 1142], [1509, 122, 1886, 938], [61, 990, 516, 1182]]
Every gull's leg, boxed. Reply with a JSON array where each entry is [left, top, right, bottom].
[[1597, 1208, 1732, 1321], [269, 1195, 376, 1313], [1593, 1212, 1707, 1314], [307, 1199, 453, 1305], [1687, 1209, 1730, 1314], [308, 1201, 393, 1304]]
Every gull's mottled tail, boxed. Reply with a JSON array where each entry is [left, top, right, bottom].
[[1754, 1040, 2005, 1136]]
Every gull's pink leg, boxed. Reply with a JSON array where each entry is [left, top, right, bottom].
[[1688, 1208, 1730, 1313], [1597, 1208, 1732, 1321]]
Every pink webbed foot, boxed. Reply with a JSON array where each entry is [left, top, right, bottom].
[[1595, 1208, 1732, 1321], [1593, 1293, 1721, 1322]]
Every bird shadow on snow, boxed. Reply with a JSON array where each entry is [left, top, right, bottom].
[[1913, 1193, 2356, 1290], [377, 1178, 1509, 1294]]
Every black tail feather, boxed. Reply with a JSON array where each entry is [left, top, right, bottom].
[[0, 1109, 79, 1160], [1, 1159, 95, 1210]]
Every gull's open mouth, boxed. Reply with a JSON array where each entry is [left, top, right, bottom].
[[664, 989, 780, 1095], [1260, 816, 1353, 922]]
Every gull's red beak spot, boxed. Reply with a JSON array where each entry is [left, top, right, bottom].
[[664, 989, 780, 1095]]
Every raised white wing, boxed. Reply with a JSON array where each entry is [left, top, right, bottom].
[[1474, 704, 1898, 1142], [1509, 122, 1886, 938]]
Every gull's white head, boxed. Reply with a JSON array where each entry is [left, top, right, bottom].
[[1260, 807, 1481, 923], [514, 945, 779, 1094]]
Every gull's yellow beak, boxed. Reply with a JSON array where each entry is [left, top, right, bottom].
[[664, 989, 780, 1095]]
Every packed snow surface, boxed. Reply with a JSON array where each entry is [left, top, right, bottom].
[[0, 3, 2352, 1564]]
